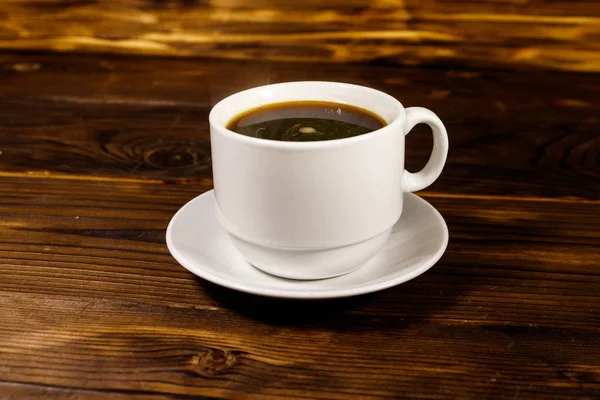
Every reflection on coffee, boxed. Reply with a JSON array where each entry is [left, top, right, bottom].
[[227, 101, 387, 142]]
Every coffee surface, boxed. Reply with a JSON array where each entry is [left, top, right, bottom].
[[227, 101, 386, 142]]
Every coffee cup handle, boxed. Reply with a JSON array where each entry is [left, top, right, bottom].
[[402, 107, 449, 192]]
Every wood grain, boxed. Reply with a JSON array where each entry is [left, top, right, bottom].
[[0, 176, 598, 327], [0, 290, 599, 400], [0, 0, 600, 72], [1, 53, 599, 200], [0, 176, 598, 399], [0, 49, 598, 399]]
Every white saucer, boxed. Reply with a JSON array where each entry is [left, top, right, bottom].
[[166, 190, 448, 299]]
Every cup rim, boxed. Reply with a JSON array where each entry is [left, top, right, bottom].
[[208, 81, 405, 150]]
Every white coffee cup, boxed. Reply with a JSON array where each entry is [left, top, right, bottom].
[[209, 81, 448, 280]]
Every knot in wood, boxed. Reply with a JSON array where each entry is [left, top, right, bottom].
[[144, 146, 204, 169], [190, 349, 239, 376]]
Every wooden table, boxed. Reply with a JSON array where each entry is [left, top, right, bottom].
[[0, 51, 599, 399]]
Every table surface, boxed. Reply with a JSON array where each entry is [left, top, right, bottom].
[[0, 52, 599, 399]]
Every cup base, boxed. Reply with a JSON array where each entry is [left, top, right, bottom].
[[227, 228, 392, 280]]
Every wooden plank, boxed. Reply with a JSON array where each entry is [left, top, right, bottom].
[[0, 290, 598, 399], [0, 171, 598, 400], [0, 53, 598, 199], [0, 0, 599, 72], [0, 176, 598, 331]]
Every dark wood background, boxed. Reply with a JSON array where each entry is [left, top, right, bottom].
[[1, 0, 600, 72], [0, 0, 599, 399]]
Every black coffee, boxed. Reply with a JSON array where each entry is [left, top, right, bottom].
[[227, 101, 387, 142]]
